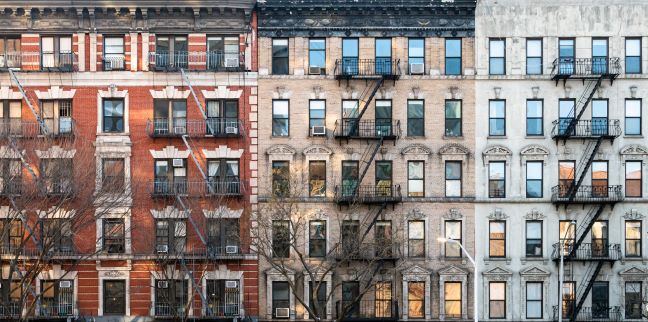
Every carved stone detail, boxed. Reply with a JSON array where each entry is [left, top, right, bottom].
[[443, 208, 463, 220], [624, 209, 645, 220], [149, 86, 190, 99], [203, 206, 243, 219], [201, 86, 243, 100], [525, 209, 545, 220], [35, 86, 76, 100], [406, 208, 425, 220], [150, 206, 190, 219], [303, 145, 333, 156], [401, 144, 432, 156], [267, 144, 296, 155], [438, 143, 470, 156], [149, 145, 190, 159], [202, 146, 244, 159], [487, 208, 508, 220], [36, 145, 76, 158]]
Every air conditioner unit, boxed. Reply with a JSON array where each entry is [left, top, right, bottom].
[[225, 281, 238, 288], [311, 126, 326, 136], [59, 281, 72, 288], [172, 159, 184, 167], [309, 66, 322, 75], [225, 245, 239, 254], [224, 58, 239, 68], [174, 126, 186, 134], [225, 126, 238, 134], [275, 308, 290, 318], [157, 280, 169, 288], [409, 63, 425, 75], [157, 244, 169, 253]]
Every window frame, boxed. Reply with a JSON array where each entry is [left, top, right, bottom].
[[102, 218, 125, 254], [489, 220, 506, 258], [407, 281, 425, 319], [272, 220, 290, 258], [625, 37, 642, 74], [407, 99, 425, 137], [525, 220, 543, 257], [625, 160, 642, 198], [272, 99, 290, 137], [102, 98, 125, 133], [592, 37, 609, 74], [526, 99, 544, 136], [489, 38, 506, 75], [155, 219, 187, 254], [407, 160, 425, 198], [625, 220, 642, 258], [488, 161, 506, 198], [445, 161, 462, 197], [489, 281, 506, 319], [625, 281, 643, 319], [272, 281, 291, 319], [408, 220, 425, 258], [526, 38, 543, 75], [408, 38, 425, 74], [272, 38, 289, 75], [445, 99, 462, 137], [101, 158, 125, 193], [445, 38, 462, 75], [625, 98, 642, 135], [444, 220, 462, 258], [308, 38, 326, 73], [526, 161, 543, 198], [308, 220, 327, 258], [272, 160, 290, 197], [308, 160, 326, 198], [489, 99, 506, 136], [525, 281, 543, 319], [308, 99, 326, 134], [103, 35, 125, 70]]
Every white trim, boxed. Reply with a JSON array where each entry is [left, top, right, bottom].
[[97, 87, 129, 134], [150, 86, 190, 99], [38, 207, 76, 219], [151, 206, 190, 219], [202, 146, 244, 159], [150, 145, 190, 159], [202, 266, 245, 317], [150, 270, 194, 317], [402, 265, 433, 320], [0, 146, 24, 159], [35, 145, 76, 159], [302, 273, 333, 320], [0, 86, 23, 100], [265, 268, 296, 320], [35, 265, 79, 317], [203, 206, 243, 219], [98, 270, 130, 316], [95, 208, 132, 254], [34, 86, 76, 100], [201, 86, 243, 99]]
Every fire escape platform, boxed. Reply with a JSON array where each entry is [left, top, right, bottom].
[[550, 185, 624, 205], [550, 57, 621, 82]]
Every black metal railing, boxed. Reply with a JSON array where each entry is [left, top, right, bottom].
[[150, 179, 246, 198], [206, 179, 245, 196], [551, 243, 621, 261], [0, 119, 75, 138], [146, 118, 243, 138], [552, 305, 622, 321], [103, 55, 126, 70], [333, 119, 400, 139], [0, 52, 23, 70], [551, 185, 623, 204], [154, 303, 187, 317], [333, 243, 401, 261], [39, 299, 75, 317], [551, 57, 621, 78], [40, 179, 75, 197], [336, 300, 399, 320], [334, 59, 401, 78], [551, 119, 622, 139], [149, 51, 243, 71], [334, 184, 402, 204], [0, 302, 21, 317], [40, 52, 77, 72], [206, 301, 240, 317], [0, 178, 22, 196]]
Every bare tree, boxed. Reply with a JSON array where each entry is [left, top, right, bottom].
[[255, 166, 404, 322]]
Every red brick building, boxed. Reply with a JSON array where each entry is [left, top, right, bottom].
[[0, 1, 258, 320]]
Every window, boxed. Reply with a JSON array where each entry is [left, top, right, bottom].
[[488, 162, 505, 198], [0, 158, 21, 195], [309, 161, 326, 197], [625, 282, 642, 319], [207, 36, 239, 70], [41, 100, 73, 135], [206, 279, 241, 316], [0, 36, 21, 69], [526, 99, 543, 136], [155, 219, 186, 254], [558, 38, 575, 75], [155, 35, 188, 69], [489, 221, 506, 257], [591, 282, 609, 319], [152, 99, 186, 135], [489, 100, 505, 136], [592, 99, 609, 136], [444, 221, 462, 257], [103, 280, 126, 315], [341, 221, 359, 255], [272, 161, 290, 196], [341, 38, 359, 75], [375, 38, 392, 75], [309, 100, 325, 133], [592, 38, 609, 74], [41, 36, 72, 70], [526, 282, 542, 319], [592, 221, 608, 257], [0, 220, 22, 251], [102, 218, 125, 254], [103, 36, 125, 70], [0, 279, 22, 310], [408, 220, 425, 257], [626, 161, 642, 197], [206, 99, 239, 136], [525, 221, 542, 257], [272, 39, 288, 75], [342, 282, 360, 317], [408, 282, 425, 318], [272, 220, 290, 258], [526, 39, 543, 75], [559, 161, 575, 197], [489, 282, 506, 318], [408, 161, 424, 197], [40, 280, 74, 316], [375, 221, 393, 258], [272, 100, 289, 136], [207, 218, 239, 252], [445, 100, 462, 136], [342, 100, 359, 136], [626, 38, 641, 74], [591, 161, 608, 197], [154, 280, 188, 316], [408, 38, 425, 74], [341, 160, 358, 197], [309, 39, 326, 73], [40, 158, 73, 195], [102, 159, 125, 192], [102, 99, 124, 133], [526, 161, 543, 198], [309, 281, 327, 315], [489, 39, 505, 75], [375, 161, 392, 196], [445, 38, 462, 75], [407, 100, 424, 136], [0, 100, 22, 136], [444, 282, 461, 318], [153, 159, 187, 195], [375, 100, 393, 137], [309, 220, 326, 257], [445, 161, 462, 197], [625, 221, 641, 257], [375, 282, 392, 318], [559, 99, 576, 135], [625, 99, 641, 135], [559, 221, 576, 256], [561, 282, 575, 320], [206, 159, 240, 195]]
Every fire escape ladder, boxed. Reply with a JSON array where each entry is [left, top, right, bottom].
[[570, 261, 605, 322], [563, 77, 603, 140], [178, 254, 210, 312], [566, 137, 603, 202], [355, 78, 384, 122], [8, 69, 49, 135], [352, 137, 384, 200], [568, 205, 605, 258], [180, 68, 216, 135]]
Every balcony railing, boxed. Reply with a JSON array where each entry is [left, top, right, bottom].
[[0, 302, 21, 318], [334, 184, 402, 204], [149, 51, 243, 71], [0, 51, 77, 72], [334, 59, 401, 79], [146, 118, 243, 138], [551, 185, 623, 204], [336, 300, 399, 321], [0, 178, 22, 196], [206, 301, 240, 317], [551, 57, 621, 79], [551, 243, 621, 261], [552, 305, 621, 321], [551, 119, 621, 139], [0, 245, 77, 258], [154, 303, 187, 317], [150, 179, 246, 198], [39, 299, 75, 317], [103, 55, 126, 70], [333, 119, 401, 139], [0, 119, 75, 138], [333, 243, 401, 261]]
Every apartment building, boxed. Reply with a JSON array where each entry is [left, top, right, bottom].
[[475, 0, 648, 321], [0, 1, 258, 321], [256, 1, 477, 321]]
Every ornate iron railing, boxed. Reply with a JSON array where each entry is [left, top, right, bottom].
[[334, 59, 401, 78], [551, 185, 623, 204], [551, 57, 621, 78], [334, 119, 401, 138], [551, 243, 621, 261], [336, 300, 399, 320], [551, 119, 621, 139], [146, 118, 243, 138], [334, 184, 402, 204], [552, 305, 621, 321], [149, 51, 243, 71]]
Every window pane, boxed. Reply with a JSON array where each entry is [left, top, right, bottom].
[[527, 162, 542, 180], [490, 40, 504, 57], [446, 39, 461, 57], [527, 100, 542, 117], [409, 161, 424, 179], [527, 40, 542, 57], [409, 39, 424, 57], [409, 221, 424, 239], [489, 163, 505, 180], [626, 39, 641, 56], [445, 162, 461, 180], [489, 101, 505, 117], [527, 222, 542, 239], [376, 39, 391, 57], [626, 100, 641, 117], [592, 39, 608, 56], [626, 161, 641, 179], [342, 39, 358, 57]]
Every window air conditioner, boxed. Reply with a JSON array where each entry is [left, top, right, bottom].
[[311, 126, 326, 136], [59, 281, 72, 288], [157, 244, 169, 253], [157, 280, 169, 288], [225, 126, 238, 134], [224, 58, 239, 68], [309, 66, 322, 75], [409, 63, 425, 75], [225, 281, 238, 289], [225, 245, 239, 254], [275, 308, 290, 318], [172, 159, 184, 167]]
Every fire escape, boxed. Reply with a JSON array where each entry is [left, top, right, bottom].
[[549, 57, 623, 322], [332, 58, 401, 322]]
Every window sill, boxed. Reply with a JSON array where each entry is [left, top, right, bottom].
[[623, 135, 644, 138], [484, 257, 512, 265], [521, 257, 549, 265], [487, 136, 507, 139], [443, 135, 464, 140], [98, 132, 129, 136], [525, 135, 545, 139]]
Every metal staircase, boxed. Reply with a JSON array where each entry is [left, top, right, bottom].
[[549, 58, 622, 322]]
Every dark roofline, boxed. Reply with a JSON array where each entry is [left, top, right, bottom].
[[0, 0, 256, 9], [257, 0, 476, 9]]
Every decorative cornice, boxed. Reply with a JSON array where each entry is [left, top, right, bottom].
[[624, 209, 645, 220], [525, 209, 545, 220], [266, 144, 296, 156], [149, 145, 190, 159], [150, 206, 189, 219], [35, 86, 76, 100], [202, 146, 244, 159], [443, 208, 463, 220], [438, 143, 470, 156], [406, 208, 426, 220], [149, 86, 189, 100], [201, 86, 243, 100], [438, 265, 468, 276], [620, 144, 648, 155], [303, 145, 333, 156], [203, 206, 243, 219], [520, 144, 550, 156], [36, 145, 76, 158], [488, 208, 508, 220], [401, 144, 433, 156]]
